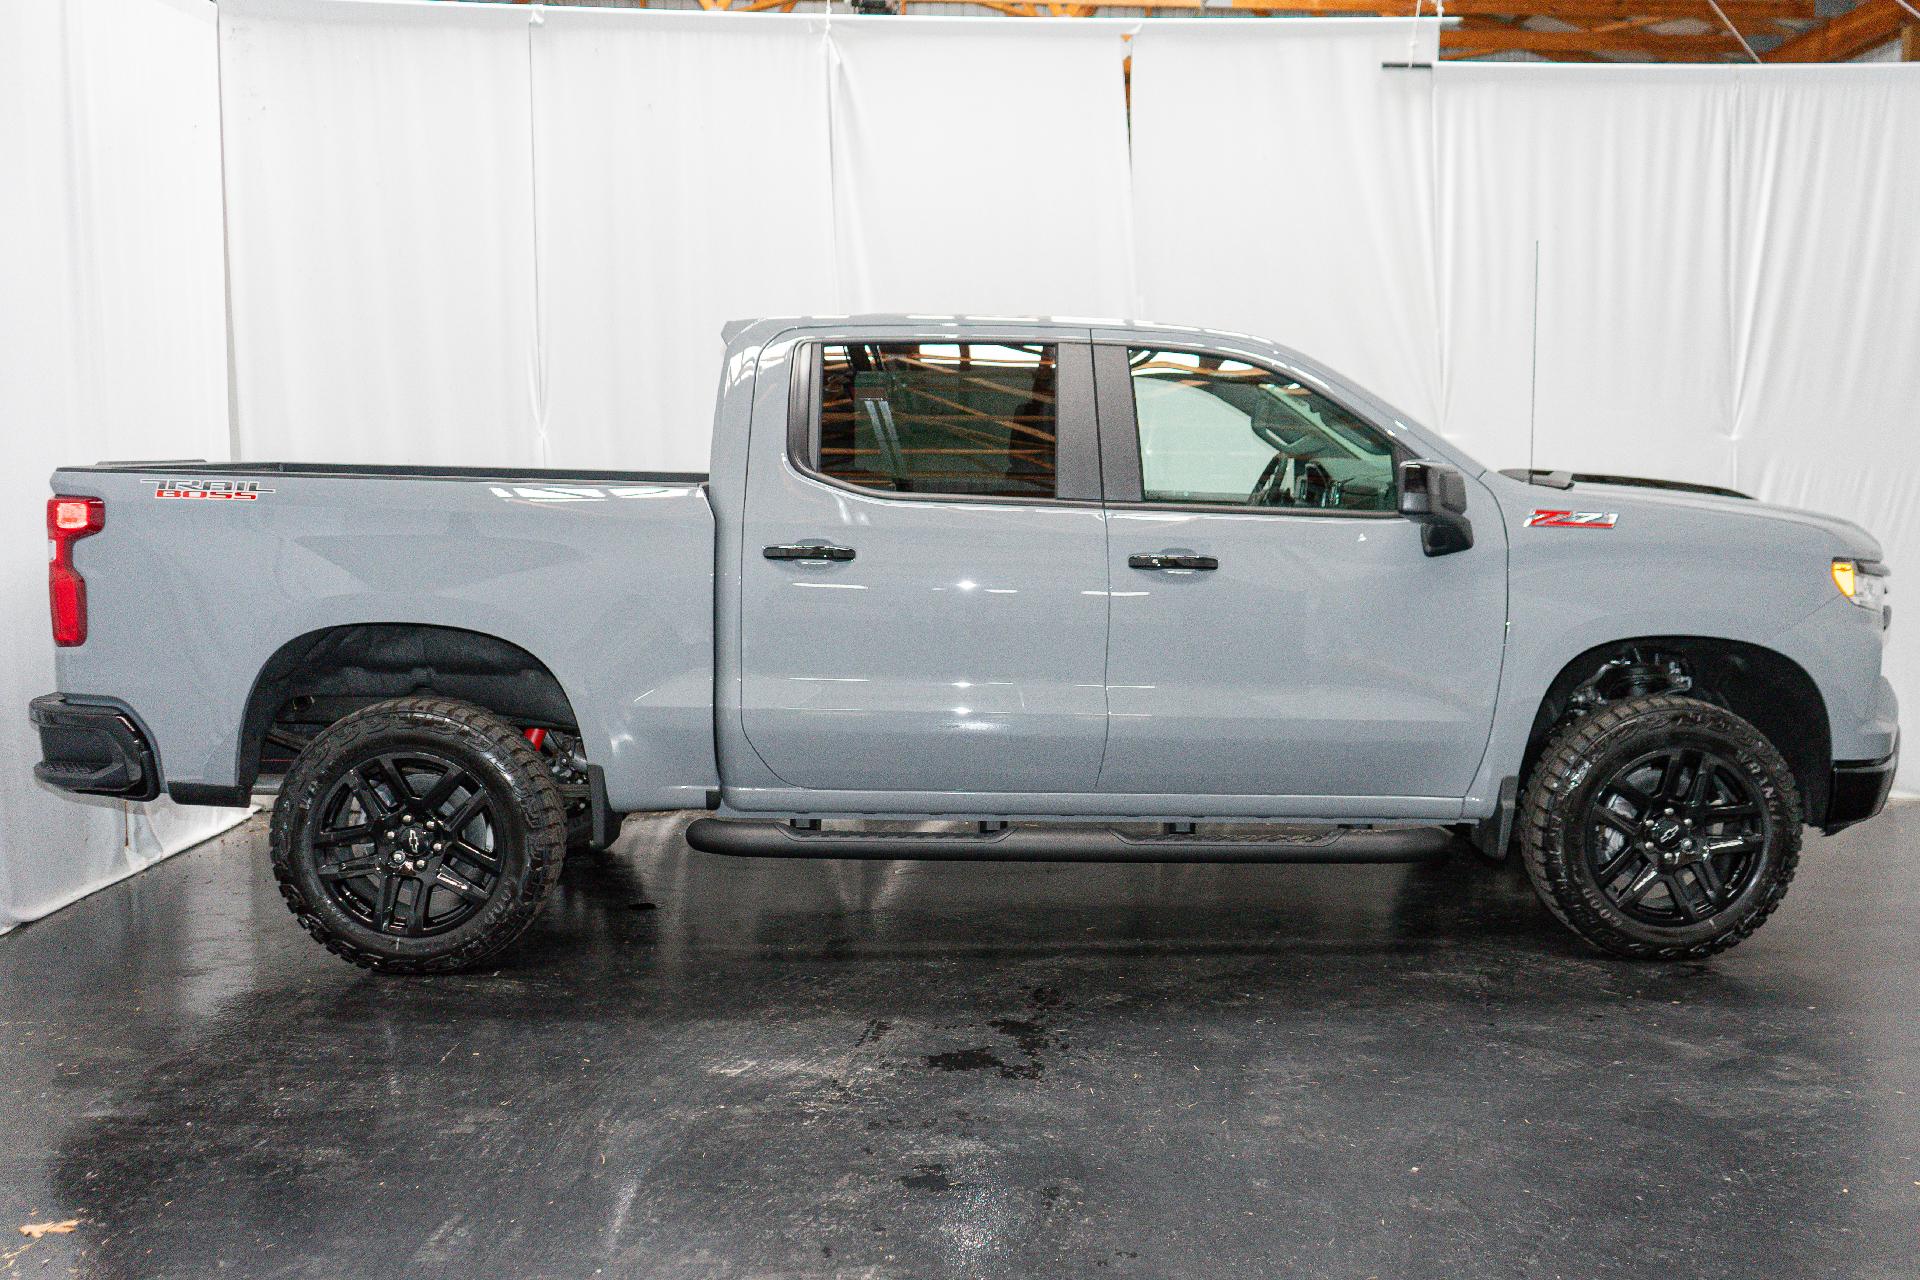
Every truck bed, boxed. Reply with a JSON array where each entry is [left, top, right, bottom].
[[48, 460, 720, 814]]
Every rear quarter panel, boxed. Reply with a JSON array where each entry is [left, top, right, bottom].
[[49, 469, 718, 811]]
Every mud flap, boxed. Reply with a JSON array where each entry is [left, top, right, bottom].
[[1472, 776, 1518, 861], [587, 765, 622, 851]]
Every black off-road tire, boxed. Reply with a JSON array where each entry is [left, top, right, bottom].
[[1519, 693, 1802, 960], [270, 696, 567, 974], [566, 805, 596, 852]]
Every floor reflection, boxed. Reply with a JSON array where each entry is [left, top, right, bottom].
[[1, 806, 1914, 1279]]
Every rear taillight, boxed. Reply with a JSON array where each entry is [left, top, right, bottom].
[[48, 496, 104, 647]]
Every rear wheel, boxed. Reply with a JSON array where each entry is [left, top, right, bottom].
[[270, 696, 567, 974], [1519, 693, 1801, 959]]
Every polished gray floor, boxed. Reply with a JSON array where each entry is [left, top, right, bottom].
[[2, 805, 1917, 1279]]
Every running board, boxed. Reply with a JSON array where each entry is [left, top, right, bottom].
[[684, 818, 1454, 864]]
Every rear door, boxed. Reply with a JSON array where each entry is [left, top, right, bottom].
[[1094, 341, 1505, 811], [737, 331, 1110, 795]]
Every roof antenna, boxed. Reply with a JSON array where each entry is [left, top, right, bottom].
[[1527, 239, 1541, 476]]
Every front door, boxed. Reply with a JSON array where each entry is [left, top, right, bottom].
[[1095, 344, 1505, 808], [738, 335, 1110, 795]]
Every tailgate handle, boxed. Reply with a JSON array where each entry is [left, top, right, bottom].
[[1128, 553, 1218, 571], [764, 543, 856, 562]]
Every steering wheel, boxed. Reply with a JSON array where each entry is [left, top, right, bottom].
[[1295, 460, 1335, 508], [1249, 454, 1287, 506]]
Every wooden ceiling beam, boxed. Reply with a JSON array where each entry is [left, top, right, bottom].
[[1763, 0, 1915, 60], [1121, 0, 1814, 20], [1441, 25, 1745, 53]]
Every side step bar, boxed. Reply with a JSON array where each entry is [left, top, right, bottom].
[[684, 818, 1454, 864]]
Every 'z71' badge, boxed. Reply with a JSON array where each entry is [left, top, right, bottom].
[[1525, 509, 1618, 529], [148, 479, 274, 501]]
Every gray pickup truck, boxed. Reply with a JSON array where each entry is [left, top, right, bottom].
[[32, 317, 1898, 972]]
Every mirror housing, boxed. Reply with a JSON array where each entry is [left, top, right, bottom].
[[1398, 460, 1474, 557]]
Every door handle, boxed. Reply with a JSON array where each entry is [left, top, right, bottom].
[[764, 543, 856, 562], [1128, 553, 1218, 571]]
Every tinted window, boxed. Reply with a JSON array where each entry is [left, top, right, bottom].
[[815, 342, 1058, 499], [1128, 348, 1396, 511]]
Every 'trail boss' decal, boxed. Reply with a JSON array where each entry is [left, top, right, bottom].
[[148, 479, 274, 501], [1525, 509, 1618, 529]]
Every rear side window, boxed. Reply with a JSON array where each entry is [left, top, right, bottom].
[[812, 342, 1059, 499]]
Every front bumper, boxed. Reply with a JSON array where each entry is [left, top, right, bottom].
[[1823, 734, 1898, 834], [29, 694, 161, 802]]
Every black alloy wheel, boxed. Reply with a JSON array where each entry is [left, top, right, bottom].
[[1583, 746, 1770, 927], [1520, 692, 1801, 959], [312, 750, 506, 938], [271, 696, 567, 974]]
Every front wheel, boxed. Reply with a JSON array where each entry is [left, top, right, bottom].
[[270, 696, 567, 974], [1519, 693, 1802, 960]]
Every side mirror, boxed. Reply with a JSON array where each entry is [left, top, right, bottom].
[[1398, 460, 1474, 557]]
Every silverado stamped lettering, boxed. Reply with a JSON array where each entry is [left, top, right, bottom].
[[149, 478, 275, 501]]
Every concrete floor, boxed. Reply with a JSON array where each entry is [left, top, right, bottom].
[[1, 807, 1917, 1280]]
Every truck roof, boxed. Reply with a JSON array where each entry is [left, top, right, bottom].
[[721, 314, 1286, 354]]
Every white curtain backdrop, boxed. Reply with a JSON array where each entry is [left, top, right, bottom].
[[0, 0, 249, 934], [532, 9, 837, 471], [220, 0, 541, 465], [1727, 66, 1920, 780], [1729, 65, 1920, 529], [1129, 19, 1443, 428], [1434, 67, 1742, 478], [826, 17, 1135, 318], [222, 3, 1137, 470]]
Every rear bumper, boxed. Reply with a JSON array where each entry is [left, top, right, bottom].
[[29, 694, 161, 802], [1823, 734, 1897, 835]]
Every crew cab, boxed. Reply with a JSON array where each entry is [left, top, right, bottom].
[[32, 317, 1898, 972]]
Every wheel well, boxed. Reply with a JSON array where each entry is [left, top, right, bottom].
[[237, 624, 579, 791], [1522, 638, 1832, 826]]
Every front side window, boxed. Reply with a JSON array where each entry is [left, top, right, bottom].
[[1127, 348, 1397, 511], [813, 342, 1059, 499]]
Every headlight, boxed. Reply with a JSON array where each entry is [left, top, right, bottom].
[[1832, 558, 1889, 611]]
